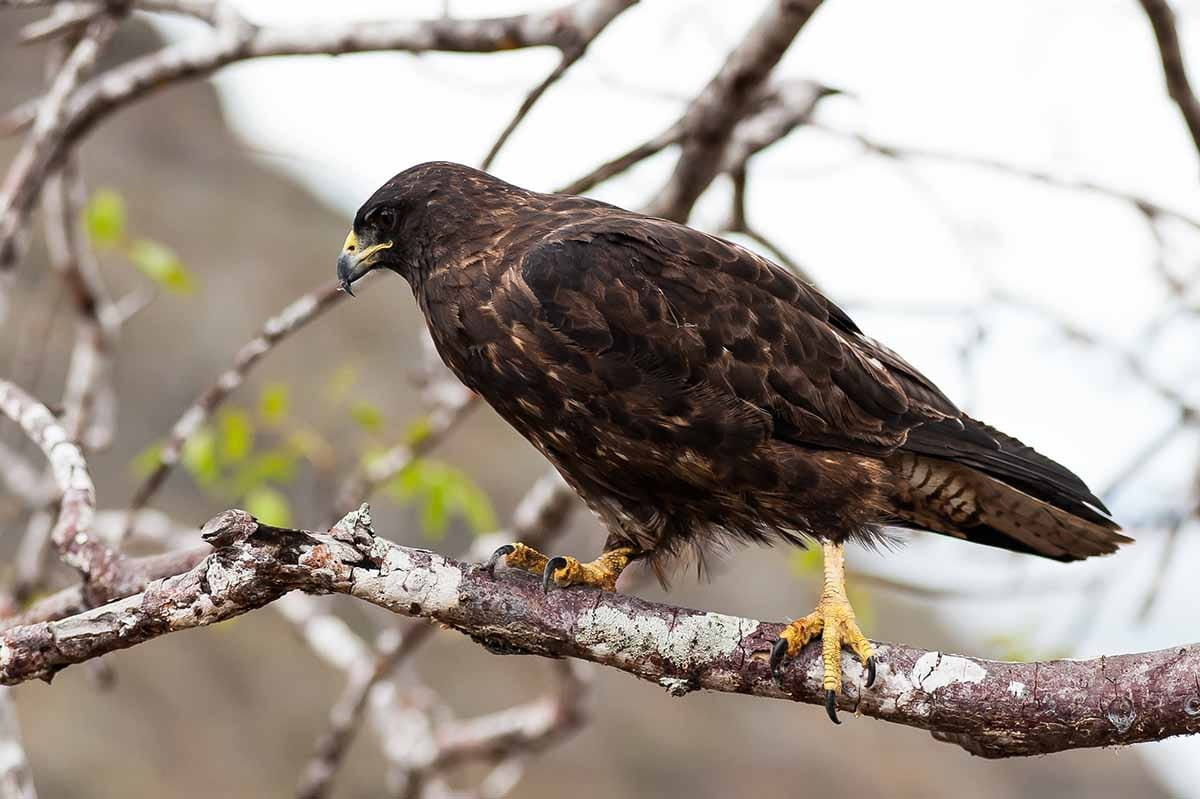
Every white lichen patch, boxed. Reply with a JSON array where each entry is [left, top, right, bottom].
[[357, 547, 463, 614], [1008, 681, 1026, 699], [575, 606, 757, 671], [912, 651, 987, 692]]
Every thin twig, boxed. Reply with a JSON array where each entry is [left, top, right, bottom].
[[1137, 0, 1200, 163], [0, 380, 109, 585], [0, 14, 119, 269]]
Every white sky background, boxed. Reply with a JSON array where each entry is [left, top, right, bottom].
[[165, 0, 1200, 791]]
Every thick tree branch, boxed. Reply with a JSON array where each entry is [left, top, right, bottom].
[[1, 505, 1197, 759], [1137, 0, 1200, 163]]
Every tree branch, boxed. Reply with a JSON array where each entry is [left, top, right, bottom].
[[0, 0, 640, 270], [645, 0, 824, 222], [0, 381, 110, 584], [2, 504, 1197, 759], [1137, 0, 1200, 163]]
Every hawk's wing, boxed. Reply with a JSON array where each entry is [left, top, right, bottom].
[[519, 214, 957, 455], [518, 212, 1111, 521]]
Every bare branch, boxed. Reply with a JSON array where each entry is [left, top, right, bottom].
[[390, 659, 590, 797], [1, 505, 1197, 759], [482, 53, 578, 172], [820, 123, 1200, 232], [0, 13, 119, 269], [1137, 0, 1200, 162], [481, 0, 635, 171], [645, 0, 824, 222], [556, 122, 681, 196], [0, 0, 641, 269], [0, 688, 36, 799], [0, 441, 50, 507], [0, 381, 110, 584], [43, 164, 116, 449]]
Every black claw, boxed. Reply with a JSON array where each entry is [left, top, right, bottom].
[[769, 638, 789, 685], [484, 544, 514, 575], [865, 655, 877, 688], [825, 690, 841, 724], [542, 556, 567, 593]]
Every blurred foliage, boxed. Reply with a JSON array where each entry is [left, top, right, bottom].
[[132, 370, 495, 538], [83, 188, 195, 294], [382, 458, 497, 538]]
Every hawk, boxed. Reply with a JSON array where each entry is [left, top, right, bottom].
[[337, 162, 1128, 722]]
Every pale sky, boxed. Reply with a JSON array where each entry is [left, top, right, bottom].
[[167, 1, 1200, 789]]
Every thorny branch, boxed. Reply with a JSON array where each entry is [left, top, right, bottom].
[[0, 505, 1198, 760]]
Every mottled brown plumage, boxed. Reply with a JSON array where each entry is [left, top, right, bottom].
[[338, 162, 1129, 578]]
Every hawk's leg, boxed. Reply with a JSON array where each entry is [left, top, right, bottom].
[[769, 540, 877, 724], [485, 542, 639, 592]]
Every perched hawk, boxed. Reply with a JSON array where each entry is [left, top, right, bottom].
[[337, 162, 1128, 722]]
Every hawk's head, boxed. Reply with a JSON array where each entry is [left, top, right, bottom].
[[337, 197, 403, 296], [337, 161, 521, 295]]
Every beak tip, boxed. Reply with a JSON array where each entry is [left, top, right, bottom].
[[339, 279, 355, 297]]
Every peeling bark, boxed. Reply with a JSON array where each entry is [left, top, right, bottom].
[[1, 506, 1196, 758]]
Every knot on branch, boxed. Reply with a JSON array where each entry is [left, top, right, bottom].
[[200, 509, 259, 547]]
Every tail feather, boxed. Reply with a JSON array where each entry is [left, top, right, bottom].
[[887, 453, 1131, 562]]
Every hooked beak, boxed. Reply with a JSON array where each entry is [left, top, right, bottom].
[[337, 230, 393, 296]]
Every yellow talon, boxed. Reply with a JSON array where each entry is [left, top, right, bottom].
[[485, 543, 636, 592], [770, 541, 876, 723]]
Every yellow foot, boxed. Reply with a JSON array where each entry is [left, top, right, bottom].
[[485, 543, 636, 592], [768, 541, 877, 724]]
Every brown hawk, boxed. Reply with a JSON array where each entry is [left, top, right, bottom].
[[337, 162, 1128, 722]]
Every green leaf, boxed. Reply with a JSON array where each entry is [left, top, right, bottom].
[[218, 409, 253, 465], [83, 189, 125, 247], [287, 429, 332, 466], [130, 440, 164, 478], [383, 459, 497, 539], [181, 428, 219, 487], [453, 482, 498, 534], [127, 238, 195, 294], [349, 402, 384, 433], [230, 449, 297, 495], [324, 365, 359, 405], [402, 416, 432, 446], [258, 383, 289, 426], [420, 480, 448, 539], [244, 486, 292, 527]]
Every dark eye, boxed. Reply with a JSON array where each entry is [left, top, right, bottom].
[[370, 208, 396, 228]]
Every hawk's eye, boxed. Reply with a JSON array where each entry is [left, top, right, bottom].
[[370, 208, 396, 229]]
